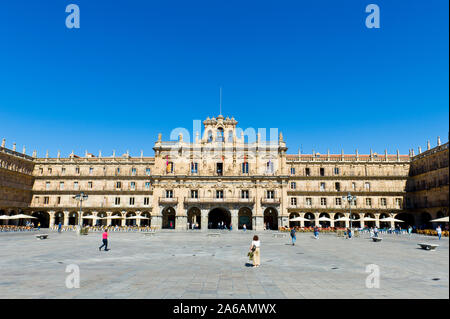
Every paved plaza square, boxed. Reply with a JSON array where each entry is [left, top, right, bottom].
[[0, 230, 448, 299]]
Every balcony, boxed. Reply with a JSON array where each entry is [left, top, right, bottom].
[[158, 197, 178, 205], [261, 197, 281, 205], [184, 197, 255, 204]]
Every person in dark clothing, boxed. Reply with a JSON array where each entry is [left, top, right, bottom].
[[290, 227, 296, 246]]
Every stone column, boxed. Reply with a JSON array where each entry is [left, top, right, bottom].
[[254, 215, 264, 231], [314, 212, 320, 227], [344, 212, 350, 228], [299, 213, 305, 228], [374, 213, 380, 227], [329, 212, 335, 228], [231, 208, 238, 231], [201, 208, 208, 232], [176, 215, 187, 231], [152, 214, 162, 230], [106, 212, 112, 226], [136, 211, 141, 227], [49, 211, 56, 228], [121, 211, 126, 226], [63, 211, 69, 226]]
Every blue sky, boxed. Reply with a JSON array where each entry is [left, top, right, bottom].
[[0, 0, 448, 157]]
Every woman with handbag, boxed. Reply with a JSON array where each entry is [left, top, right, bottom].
[[250, 235, 261, 267]]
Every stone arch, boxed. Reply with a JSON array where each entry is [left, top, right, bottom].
[[289, 212, 300, 228], [208, 207, 231, 229], [263, 207, 278, 230], [379, 212, 390, 228], [140, 211, 151, 227], [363, 212, 376, 228], [319, 212, 331, 227], [334, 212, 346, 228], [238, 207, 252, 230], [350, 212, 361, 228], [68, 211, 78, 226], [126, 212, 136, 226], [304, 212, 315, 227], [32, 211, 50, 228], [162, 207, 176, 229], [187, 207, 201, 229], [394, 212, 415, 228], [54, 211, 65, 226], [82, 212, 94, 227], [110, 212, 123, 226], [419, 212, 432, 229], [97, 212, 108, 226]]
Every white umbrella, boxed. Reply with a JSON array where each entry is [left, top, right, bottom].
[[353, 217, 377, 222], [334, 217, 350, 222], [380, 217, 404, 223], [100, 216, 123, 219], [430, 217, 449, 223], [8, 214, 37, 219], [318, 216, 332, 222], [81, 215, 100, 220], [0, 215, 11, 220], [125, 216, 150, 219], [289, 216, 311, 222]]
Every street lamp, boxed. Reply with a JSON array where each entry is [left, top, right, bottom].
[[342, 192, 357, 229], [73, 192, 88, 234]]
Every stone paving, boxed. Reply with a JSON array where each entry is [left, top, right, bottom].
[[0, 230, 448, 299]]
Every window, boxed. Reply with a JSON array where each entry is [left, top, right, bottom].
[[380, 198, 387, 206], [191, 162, 198, 174], [144, 197, 150, 205], [191, 190, 198, 199], [61, 167, 66, 175], [335, 197, 342, 205], [207, 130, 213, 142], [364, 182, 370, 191], [129, 197, 135, 205], [217, 127, 224, 142], [146, 168, 151, 176], [334, 167, 340, 175], [241, 190, 249, 199], [166, 190, 173, 198], [89, 167, 94, 175], [60, 182, 64, 190], [306, 197, 312, 206], [116, 167, 120, 174], [320, 182, 325, 191], [130, 182, 135, 190], [216, 190, 224, 199], [351, 198, 356, 206], [44, 197, 49, 204], [46, 182, 50, 190], [166, 162, 174, 173], [266, 161, 274, 174], [35, 196, 40, 204], [320, 168, 325, 176], [115, 197, 121, 205], [335, 182, 340, 191], [290, 197, 297, 206], [74, 182, 79, 190], [216, 162, 223, 176], [267, 190, 275, 199], [305, 168, 310, 176], [48, 168, 52, 175], [290, 182, 296, 190], [242, 162, 249, 174], [131, 168, 136, 176], [321, 198, 327, 206], [75, 167, 80, 174], [39, 168, 43, 175], [366, 198, 372, 207], [352, 182, 356, 190], [395, 198, 402, 207], [145, 182, 151, 190], [57, 196, 61, 205], [88, 181, 93, 189], [116, 181, 122, 189], [290, 167, 296, 175]]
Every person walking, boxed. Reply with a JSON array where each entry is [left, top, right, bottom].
[[58, 221, 62, 233], [37, 222, 41, 231], [436, 225, 442, 240], [347, 227, 352, 239], [250, 235, 261, 267], [99, 229, 109, 251], [313, 225, 319, 239], [290, 227, 296, 246], [408, 225, 412, 236], [243, 224, 247, 232]]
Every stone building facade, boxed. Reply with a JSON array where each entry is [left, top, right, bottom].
[[405, 139, 449, 228], [0, 115, 447, 230]]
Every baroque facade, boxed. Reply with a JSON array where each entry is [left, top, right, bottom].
[[0, 115, 447, 230]]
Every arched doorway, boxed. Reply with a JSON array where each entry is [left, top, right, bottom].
[[379, 213, 390, 229], [238, 207, 252, 229], [162, 207, 176, 229], [82, 212, 94, 227], [304, 212, 314, 227], [419, 212, 432, 229], [54, 212, 64, 226], [187, 207, 201, 229], [363, 213, 376, 228], [140, 212, 151, 227], [110, 212, 122, 226], [32, 211, 50, 228], [334, 213, 346, 229], [97, 212, 107, 226], [289, 213, 300, 228], [68, 212, 78, 226], [395, 212, 415, 228], [126, 212, 136, 226], [264, 207, 278, 230], [319, 212, 331, 227], [208, 208, 230, 229], [350, 213, 360, 228]]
